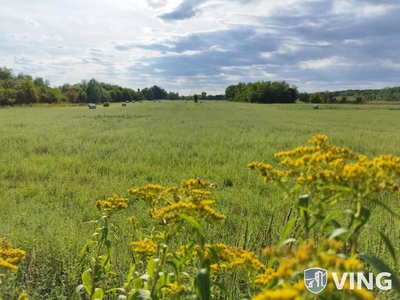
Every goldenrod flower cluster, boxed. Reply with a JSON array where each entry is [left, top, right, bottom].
[[128, 179, 226, 224], [149, 200, 225, 224], [254, 239, 376, 300], [127, 184, 166, 206], [254, 268, 276, 286], [252, 282, 304, 300], [18, 292, 29, 300], [131, 239, 157, 255], [0, 238, 26, 272], [127, 216, 139, 227], [96, 195, 129, 216], [166, 281, 186, 295], [248, 135, 400, 196], [207, 243, 266, 272]]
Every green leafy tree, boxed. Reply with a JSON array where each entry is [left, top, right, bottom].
[[17, 78, 38, 104]]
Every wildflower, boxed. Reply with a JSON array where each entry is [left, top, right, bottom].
[[254, 268, 276, 286], [149, 200, 226, 224], [96, 195, 129, 216], [131, 239, 157, 255], [166, 281, 186, 295], [127, 216, 139, 227], [249, 135, 400, 200], [208, 243, 266, 272], [0, 238, 26, 272], [18, 292, 29, 300]]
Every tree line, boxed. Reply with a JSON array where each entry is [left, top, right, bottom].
[[225, 81, 298, 103], [0, 66, 228, 106], [3, 65, 400, 106], [298, 87, 400, 104]]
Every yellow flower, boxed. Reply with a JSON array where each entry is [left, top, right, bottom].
[[127, 216, 139, 227], [167, 282, 186, 295], [0, 238, 26, 272], [255, 268, 276, 286], [18, 292, 29, 300], [131, 239, 157, 255], [96, 195, 129, 216]]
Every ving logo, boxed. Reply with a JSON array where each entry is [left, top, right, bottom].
[[304, 268, 328, 294]]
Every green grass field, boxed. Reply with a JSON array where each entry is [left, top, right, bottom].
[[1, 101, 400, 299]]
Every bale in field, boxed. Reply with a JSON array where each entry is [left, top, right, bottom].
[[313, 105, 319, 109], [103, 102, 110, 107], [122, 102, 127, 106], [88, 103, 96, 109]]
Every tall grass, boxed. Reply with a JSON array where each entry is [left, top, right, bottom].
[[1, 102, 399, 298]]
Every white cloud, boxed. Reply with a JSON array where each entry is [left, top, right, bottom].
[[0, 0, 399, 93], [298, 56, 352, 69]]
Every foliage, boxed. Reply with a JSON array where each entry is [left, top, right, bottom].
[[2, 103, 400, 298], [68, 135, 400, 299], [298, 87, 400, 104], [0, 238, 27, 300], [225, 81, 298, 103]]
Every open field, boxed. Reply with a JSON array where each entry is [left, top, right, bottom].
[[1, 101, 400, 299]]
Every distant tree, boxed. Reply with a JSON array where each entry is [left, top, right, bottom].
[[310, 93, 324, 103], [298, 92, 310, 103], [33, 77, 49, 87], [354, 96, 363, 104], [225, 81, 297, 103], [0, 67, 13, 81], [201, 92, 207, 100], [193, 94, 199, 103], [141, 88, 154, 100], [64, 90, 79, 103], [122, 88, 133, 101], [0, 86, 16, 105], [17, 78, 38, 104]]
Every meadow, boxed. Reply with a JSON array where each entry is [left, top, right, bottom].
[[1, 101, 400, 299]]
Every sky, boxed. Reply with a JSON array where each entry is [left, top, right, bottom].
[[1, 0, 400, 95]]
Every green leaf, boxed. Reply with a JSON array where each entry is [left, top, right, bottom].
[[279, 218, 297, 245], [126, 265, 135, 285], [92, 288, 104, 300], [147, 259, 159, 278], [359, 253, 400, 293], [133, 277, 142, 290], [282, 238, 297, 245], [72, 284, 86, 300], [165, 260, 178, 276], [130, 289, 151, 300], [82, 270, 91, 294], [329, 228, 348, 240], [320, 211, 344, 231], [352, 207, 370, 231], [321, 192, 343, 204], [177, 214, 205, 246], [376, 230, 398, 268], [196, 268, 211, 300], [321, 185, 353, 193]]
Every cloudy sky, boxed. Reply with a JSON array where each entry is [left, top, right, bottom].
[[1, 0, 399, 94]]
